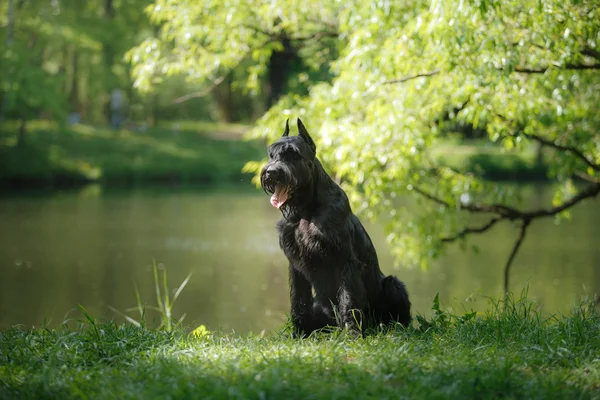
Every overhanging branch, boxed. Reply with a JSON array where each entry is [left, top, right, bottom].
[[441, 217, 502, 242], [382, 69, 441, 85], [495, 112, 599, 173], [575, 172, 600, 184], [522, 183, 600, 219], [172, 76, 227, 104], [382, 60, 599, 86], [171, 38, 272, 104], [512, 63, 600, 73], [414, 182, 600, 241], [519, 132, 600, 172], [582, 47, 600, 60], [412, 186, 520, 218], [415, 180, 598, 298], [290, 31, 338, 41]]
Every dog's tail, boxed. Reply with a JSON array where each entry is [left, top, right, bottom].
[[378, 275, 412, 327]]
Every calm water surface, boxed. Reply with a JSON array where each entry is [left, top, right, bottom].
[[0, 184, 598, 332]]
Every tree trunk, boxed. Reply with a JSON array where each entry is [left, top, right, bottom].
[[69, 48, 80, 113], [103, 0, 116, 121], [151, 93, 159, 127], [265, 36, 296, 109], [213, 76, 234, 122], [535, 141, 544, 166], [17, 118, 26, 146], [0, 0, 15, 121], [6, 0, 14, 46]]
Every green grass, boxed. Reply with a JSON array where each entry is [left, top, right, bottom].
[[432, 139, 549, 180], [1, 294, 599, 399], [0, 121, 262, 188]]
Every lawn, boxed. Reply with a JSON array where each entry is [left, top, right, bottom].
[[0, 121, 263, 188], [432, 137, 548, 181], [1, 295, 598, 399]]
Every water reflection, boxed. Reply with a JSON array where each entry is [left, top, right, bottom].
[[0, 184, 598, 332]]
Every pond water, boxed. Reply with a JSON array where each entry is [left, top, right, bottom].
[[0, 184, 598, 333]]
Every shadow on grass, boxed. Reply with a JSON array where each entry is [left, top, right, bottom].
[[463, 153, 548, 181], [1, 291, 599, 399], [1, 329, 593, 400], [0, 124, 263, 189], [432, 138, 550, 181]]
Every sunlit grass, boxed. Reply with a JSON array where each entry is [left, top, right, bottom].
[[0, 121, 262, 187], [110, 262, 192, 332], [1, 293, 598, 399], [433, 139, 548, 180]]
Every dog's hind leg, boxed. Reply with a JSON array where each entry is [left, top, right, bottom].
[[378, 275, 412, 327], [337, 261, 368, 332]]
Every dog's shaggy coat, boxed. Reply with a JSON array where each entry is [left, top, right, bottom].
[[261, 119, 411, 336]]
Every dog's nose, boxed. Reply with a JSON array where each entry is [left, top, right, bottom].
[[265, 165, 280, 180]]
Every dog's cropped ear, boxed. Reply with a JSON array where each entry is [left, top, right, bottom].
[[297, 118, 316, 153], [282, 119, 290, 137]]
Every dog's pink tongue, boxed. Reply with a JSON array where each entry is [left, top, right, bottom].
[[270, 185, 289, 209]]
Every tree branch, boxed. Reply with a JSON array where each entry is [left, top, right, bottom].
[[382, 69, 441, 85], [522, 182, 600, 219], [581, 47, 600, 60], [172, 76, 227, 104], [519, 132, 600, 172], [512, 63, 600, 73], [290, 31, 338, 42], [575, 172, 600, 184], [414, 182, 600, 241], [412, 186, 520, 217], [441, 217, 502, 243], [503, 219, 530, 302], [170, 37, 273, 105], [238, 24, 274, 37], [495, 112, 600, 173], [433, 98, 472, 126], [382, 60, 599, 86]]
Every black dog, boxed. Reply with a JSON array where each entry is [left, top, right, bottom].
[[261, 118, 411, 336]]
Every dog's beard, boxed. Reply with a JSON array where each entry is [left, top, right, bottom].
[[270, 184, 289, 209]]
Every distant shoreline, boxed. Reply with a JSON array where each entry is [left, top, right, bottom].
[[0, 121, 555, 191]]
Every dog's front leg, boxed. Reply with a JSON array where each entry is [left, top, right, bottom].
[[337, 261, 367, 333], [288, 264, 315, 337]]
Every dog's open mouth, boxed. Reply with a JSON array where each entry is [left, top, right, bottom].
[[270, 184, 289, 209]]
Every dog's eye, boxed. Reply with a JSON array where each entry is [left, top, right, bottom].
[[286, 150, 302, 160]]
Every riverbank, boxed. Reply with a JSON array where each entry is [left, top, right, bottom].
[[0, 121, 549, 189], [1, 296, 598, 399], [0, 121, 262, 189]]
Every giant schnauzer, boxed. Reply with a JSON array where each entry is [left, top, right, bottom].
[[261, 118, 411, 336]]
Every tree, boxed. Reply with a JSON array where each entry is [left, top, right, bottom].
[[0, 0, 71, 143], [132, 0, 600, 293], [126, 0, 340, 117]]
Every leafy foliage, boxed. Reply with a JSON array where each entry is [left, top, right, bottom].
[[135, 0, 599, 269], [0, 0, 157, 125], [249, 0, 600, 269], [0, 0, 69, 123], [127, 0, 342, 96]]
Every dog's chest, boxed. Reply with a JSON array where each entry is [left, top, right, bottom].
[[277, 218, 326, 262]]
